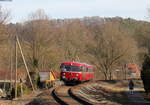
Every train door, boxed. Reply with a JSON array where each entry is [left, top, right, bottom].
[[86, 67, 90, 80], [90, 67, 94, 80], [81, 66, 86, 81]]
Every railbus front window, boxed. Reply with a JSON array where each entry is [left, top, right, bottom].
[[61, 65, 81, 72], [71, 66, 81, 72]]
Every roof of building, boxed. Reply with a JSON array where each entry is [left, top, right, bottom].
[[127, 64, 140, 73], [0, 69, 27, 80]]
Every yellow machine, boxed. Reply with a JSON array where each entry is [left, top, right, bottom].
[[45, 71, 56, 82]]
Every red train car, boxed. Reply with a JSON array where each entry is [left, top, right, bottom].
[[60, 62, 94, 84]]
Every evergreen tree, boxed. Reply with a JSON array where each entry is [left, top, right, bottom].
[[141, 54, 150, 95]]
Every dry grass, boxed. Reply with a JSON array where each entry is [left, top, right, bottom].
[[97, 80, 143, 92], [74, 80, 145, 105]]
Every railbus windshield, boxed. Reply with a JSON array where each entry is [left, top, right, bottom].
[[61, 65, 81, 72]]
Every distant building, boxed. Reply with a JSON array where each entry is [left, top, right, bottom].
[[0, 69, 26, 82], [0, 69, 27, 90], [127, 64, 141, 77]]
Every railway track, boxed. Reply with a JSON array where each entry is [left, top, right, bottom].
[[52, 85, 93, 105], [51, 80, 130, 105], [29, 80, 144, 105]]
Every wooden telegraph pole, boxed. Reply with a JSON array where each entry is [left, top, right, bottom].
[[14, 36, 35, 98], [9, 34, 13, 92], [15, 36, 18, 98], [16, 36, 35, 91]]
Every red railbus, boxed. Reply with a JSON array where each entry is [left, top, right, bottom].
[[60, 62, 94, 84]]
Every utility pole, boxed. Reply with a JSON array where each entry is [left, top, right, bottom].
[[124, 64, 126, 80], [9, 34, 13, 91], [16, 36, 35, 91], [116, 69, 119, 80], [10, 43, 13, 90], [15, 36, 18, 98]]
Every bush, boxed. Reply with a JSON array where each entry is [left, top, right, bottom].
[[17, 83, 31, 97], [26, 71, 40, 89]]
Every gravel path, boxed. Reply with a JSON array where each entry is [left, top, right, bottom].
[[126, 88, 150, 105], [73, 80, 150, 105]]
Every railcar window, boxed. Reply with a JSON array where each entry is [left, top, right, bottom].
[[86, 68, 88, 72], [61, 65, 81, 72], [80, 66, 84, 71], [71, 66, 81, 71], [88, 68, 93, 72], [64, 66, 71, 71], [82, 66, 86, 72], [60, 64, 64, 68]]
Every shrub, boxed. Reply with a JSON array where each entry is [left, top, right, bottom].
[[17, 83, 31, 97]]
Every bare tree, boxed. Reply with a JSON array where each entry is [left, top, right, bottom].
[[57, 20, 89, 62], [20, 9, 59, 69], [0, 5, 11, 69], [87, 22, 139, 80]]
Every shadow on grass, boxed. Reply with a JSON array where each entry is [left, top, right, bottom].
[[100, 80, 118, 84], [100, 90, 150, 105], [79, 85, 150, 105]]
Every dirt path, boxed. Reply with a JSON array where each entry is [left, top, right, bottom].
[[90, 80, 150, 105], [125, 88, 150, 105]]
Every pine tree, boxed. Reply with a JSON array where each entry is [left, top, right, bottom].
[[141, 54, 150, 95]]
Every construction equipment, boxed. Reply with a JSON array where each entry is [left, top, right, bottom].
[[39, 70, 60, 88]]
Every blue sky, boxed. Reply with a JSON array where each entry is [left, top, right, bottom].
[[1, 0, 150, 23]]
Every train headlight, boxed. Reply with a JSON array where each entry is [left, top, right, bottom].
[[76, 74, 79, 76], [63, 73, 65, 75]]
